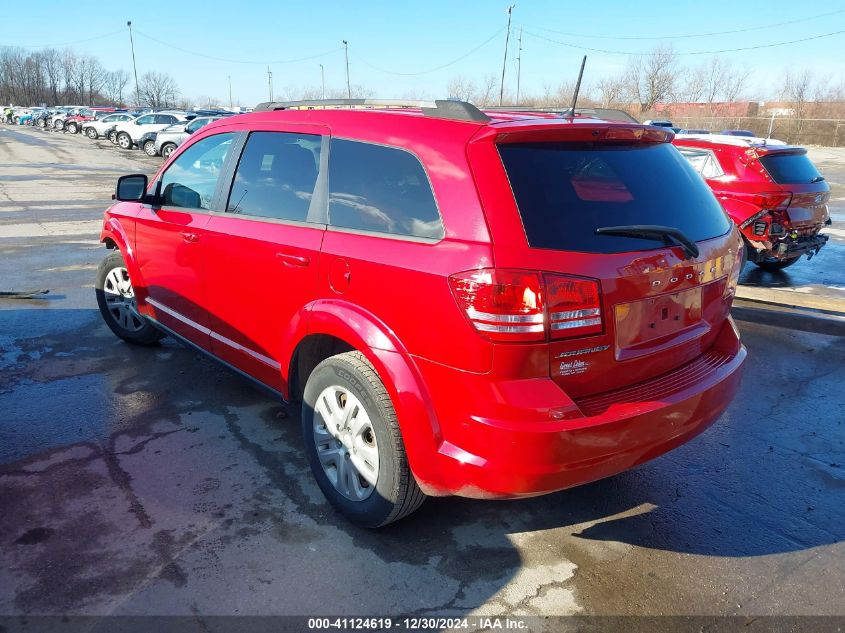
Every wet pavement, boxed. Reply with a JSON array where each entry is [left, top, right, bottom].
[[1, 126, 844, 617]]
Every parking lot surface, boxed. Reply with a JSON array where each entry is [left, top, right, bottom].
[[1, 126, 844, 617]]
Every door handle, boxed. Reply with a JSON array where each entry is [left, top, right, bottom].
[[276, 253, 310, 267], [181, 232, 199, 243]]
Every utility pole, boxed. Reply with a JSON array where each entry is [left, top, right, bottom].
[[516, 27, 523, 105], [499, 4, 515, 107], [228, 75, 233, 110], [342, 40, 351, 99], [127, 20, 140, 106], [320, 63, 325, 99], [267, 66, 273, 102]]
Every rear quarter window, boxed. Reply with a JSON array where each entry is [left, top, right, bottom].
[[328, 139, 443, 239], [499, 142, 731, 254], [758, 152, 823, 184]]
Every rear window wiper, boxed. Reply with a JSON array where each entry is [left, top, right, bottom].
[[594, 224, 700, 260], [810, 176, 825, 183]]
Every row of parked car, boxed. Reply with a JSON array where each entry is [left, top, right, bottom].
[[11, 105, 234, 158]]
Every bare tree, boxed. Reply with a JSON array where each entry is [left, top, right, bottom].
[[447, 75, 477, 102], [597, 74, 626, 107], [782, 69, 813, 118], [103, 69, 129, 105], [139, 71, 179, 108], [625, 46, 677, 113]]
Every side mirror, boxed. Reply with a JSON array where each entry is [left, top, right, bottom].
[[114, 174, 148, 202]]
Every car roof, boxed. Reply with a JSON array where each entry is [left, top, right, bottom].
[[673, 133, 794, 151], [225, 99, 666, 146]]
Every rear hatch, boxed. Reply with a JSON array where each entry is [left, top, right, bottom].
[[467, 120, 742, 399], [754, 148, 830, 229]]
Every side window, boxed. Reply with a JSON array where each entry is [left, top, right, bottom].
[[155, 114, 174, 125], [135, 115, 155, 125], [226, 131, 322, 222], [677, 147, 724, 179], [328, 139, 443, 239], [159, 133, 235, 210]]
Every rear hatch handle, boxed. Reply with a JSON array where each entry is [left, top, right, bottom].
[[595, 225, 700, 260]]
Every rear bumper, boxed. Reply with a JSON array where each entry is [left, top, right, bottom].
[[414, 320, 745, 499]]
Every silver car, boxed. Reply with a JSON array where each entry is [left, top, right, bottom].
[[153, 116, 223, 159]]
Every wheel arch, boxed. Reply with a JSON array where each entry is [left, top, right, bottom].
[[287, 300, 444, 492], [99, 218, 148, 304]]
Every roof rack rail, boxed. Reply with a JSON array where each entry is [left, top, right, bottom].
[[252, 99, 490, 123]]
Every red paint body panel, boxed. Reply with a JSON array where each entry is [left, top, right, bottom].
[[673, 136, 830, 261], [101, 108, 746, 499]]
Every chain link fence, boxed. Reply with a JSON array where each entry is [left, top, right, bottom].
[[671, 116, 845, 147]]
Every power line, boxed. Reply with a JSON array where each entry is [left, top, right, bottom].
[[522, 8, 845, 41], [8, 29, 126, 50], [355, 27, 505, 76], [522, 28, 845, 56], [132, 29, 343, 65]]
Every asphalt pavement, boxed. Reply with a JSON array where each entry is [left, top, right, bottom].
[[1, 125, 844, 619]]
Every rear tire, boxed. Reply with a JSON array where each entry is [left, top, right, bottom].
[[67, 122, 78, 134], [53, 119, 64, 130], [161, 143, 176, 160], [85, 127, 98, 139], [302, 351, 425, 527], [117, 132, 132, 149], [108, 130, 118, 144], [95, 251, 163, 346], [142, 139, 158, 156]]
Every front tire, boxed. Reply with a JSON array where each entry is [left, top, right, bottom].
[[67, 122, 78, 134], [142, 139, 158, 156], [85, 127, 98, 139], [53, 119, 64, 130], [117, 132, 133, 149], [302, 351, 425, 527], [95, 251, 163, 345], [109, 130, 119, 144], [161, 143, 176, 160]]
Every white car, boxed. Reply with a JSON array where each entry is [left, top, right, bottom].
[[83, 112, 138, 139], [113, 112, 191, 150]]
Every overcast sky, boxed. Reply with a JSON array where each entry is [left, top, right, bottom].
[[6, 0, 845, 106]]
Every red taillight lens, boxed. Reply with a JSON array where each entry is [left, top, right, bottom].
[[449, 269, 603, 342], [544, 274, 603, 339], [752, 191, 792, 210], [449, 269, 545, 342]]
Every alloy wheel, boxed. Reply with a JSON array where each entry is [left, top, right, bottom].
[[102, 267, 144, 333]]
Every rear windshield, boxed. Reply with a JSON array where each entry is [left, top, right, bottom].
[[499, 142, 731, 253], [758, 152, 822, 184]]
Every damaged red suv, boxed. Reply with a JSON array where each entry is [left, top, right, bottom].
[[96, 100, 746, 527], [674, 134, 830, 270]]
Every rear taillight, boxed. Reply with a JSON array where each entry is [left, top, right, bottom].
[[544, 274, 603, 339], [753, 191, 792, 210], [448, 268, 602, 342]]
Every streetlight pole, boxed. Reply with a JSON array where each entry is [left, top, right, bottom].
[[499, 4, 515, 107], [342, 40, 351, 99], [267, 66, 273, 102], [228, 75, 233, 110], [516, 27, 523, 105], [127, 20, 140, 106], [320, 64, 325, 100]]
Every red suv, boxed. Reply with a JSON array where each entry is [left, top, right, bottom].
[[96, 100, 746, 527], [673, 134, 831, 270]]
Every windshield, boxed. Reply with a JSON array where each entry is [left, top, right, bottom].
[[498, 142, 731, 254], [759, 152, 823, 184]]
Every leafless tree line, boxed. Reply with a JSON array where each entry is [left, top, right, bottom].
[[0, 46, 179, 108]]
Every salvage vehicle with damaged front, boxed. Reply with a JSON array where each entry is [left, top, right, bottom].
[[95, 99, 746, 528], [674, 133, 830, 270]]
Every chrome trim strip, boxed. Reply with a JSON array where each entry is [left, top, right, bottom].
[[474, 322, 545, 334], [550, 317, 602, 331], [550, 308, 600, 321], [210, 331, 281, 371], [146, 298, 211, 335], [467, 308, 544, 324], [146, 298, 280, 370]]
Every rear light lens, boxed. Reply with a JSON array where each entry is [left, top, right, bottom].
[[544, 273, 603, 339], [449, 268, 602, 342], [753, 191, 792, 210]]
